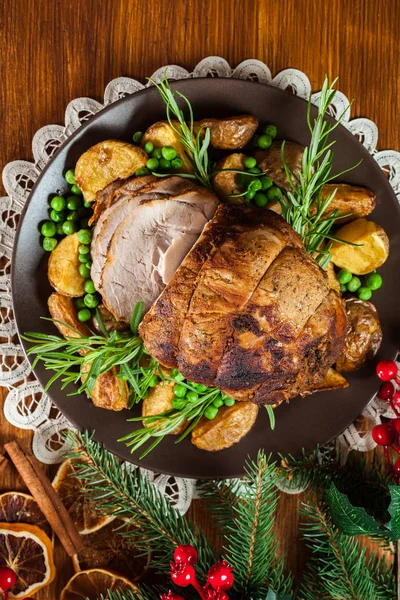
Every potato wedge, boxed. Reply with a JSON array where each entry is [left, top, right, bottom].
[[141, 121, 194, 173], [303, 367, 349, 394], [193, 115, 258, 150], [313, 184, 376, 223], [336, 298, 382, 372], [75, 140, 148, 202], [212, 153, 247, 203], [48, 233, 85, 297], [142, 380, 186, 435], [255, 140, 304, 191], [48, 293, 90, 339], [326, 262, 341, 294], [330, 218, 389, 275], [191, 402, 258, 451]]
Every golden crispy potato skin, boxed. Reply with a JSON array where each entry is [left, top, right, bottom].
[[48, 293, 90, 339], [141, 121, 194, 173], [48, 233, 85, 297], [255, 140, 304, 191], [193, 115, 258, 150], [212, 153, 247, 203], [336, 298, 382, 372], [75, 140, 148, 202], [142, 380, 186, 435], [301, 367, 349, 395], [191, 402, 258, 451], [315, 184, 376, 223], [330, 218, 389, 275]]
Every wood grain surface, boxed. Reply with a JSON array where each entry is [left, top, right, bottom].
[[0, 0, 399, 597]]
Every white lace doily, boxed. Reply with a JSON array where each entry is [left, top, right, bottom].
[[2, 57, 400, 506]]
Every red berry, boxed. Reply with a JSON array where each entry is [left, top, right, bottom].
[[376, 360, 398, 381], [0, 567, 17, 591], [170, 562, 197, 587], [207, 561, 234, 591], [372, 423, 397, 446], [205, 589, 230, 600], [392, 418, 400, 434], [393, 391, 400, 408], [160, 593, 185, 600], [377, 381, 395, 401], [174, 544, 198, 565]]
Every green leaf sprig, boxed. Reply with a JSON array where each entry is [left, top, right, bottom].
[[280, 77, 361, 268]]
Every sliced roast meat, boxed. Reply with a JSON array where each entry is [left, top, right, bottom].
[[90, 175, 156, 224], [96, 182, 219, 320]]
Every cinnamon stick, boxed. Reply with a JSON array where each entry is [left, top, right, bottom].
[[4, 440, 84, 556]]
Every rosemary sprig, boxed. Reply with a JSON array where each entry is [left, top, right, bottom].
[[280, 77, 361, 266], [149, 73, 213, 188]]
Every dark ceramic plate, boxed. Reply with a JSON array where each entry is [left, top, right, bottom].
[[12, 78, 400, 479]]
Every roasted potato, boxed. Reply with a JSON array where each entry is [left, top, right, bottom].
[[302, 367, 349, 394], [191, 402, 258, 451], [254, 140, 304, 191], [326, 262, 341, 294], [141, 121, 194, 173], [142, 379, 187, 435], [193, 115, 258, 150], [312, 184, 376, 223], [212, 153, 247, 203], [48, 293, 90, 339], [330, 218, 389, 275], [336, 298, 382, 372], [48, 233, 85, 297], [75, 140, 148, 202]]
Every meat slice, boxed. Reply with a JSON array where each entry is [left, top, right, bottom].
[[98, 186, 219, 320], [90, 175, 156, 224]]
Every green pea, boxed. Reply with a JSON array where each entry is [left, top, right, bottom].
[[83, 200, 92, 208], [71, 184, 82, 195], [171, 157, 183, 170], [162, 146, 177, 161], [41, 221, 57, 237], [42, 237, 57, 251], [245, 189, 256, 201], [143, 141, 154, 154], [86, 261, 93, 269], [264, 124, 277, 138], [151, 148, 162, 159], [248, 179, 262, 192], [56, 223, 64, 236], [62, 221, 78, 235], [254, 192, 268, 208], [67, 196, 82, 210], [257, 134, 273, 149], [243, 156, 257, 169], [80, 217, 90, 229], [193, 383, 208, 393], [50, 195, 66, 211], [84, 292, 100, 308], [172, 397, 186, 410], [133, 131, 144, 144], [365, 272, 382, 290], [248, 167, 262, 174], [79, 245, 90, 255], [261, 176, 273, 190], [347, 276, 361, 292], [65, 169, 76, 184], [204, 405, 219, 420], [135, 167, 150, 177], [147, 158, 159, 171], [77, 308, 92, 322], [340, 283, 347, 293], [186, 391, 199, 403], [67, 210, 79, 222], [224, 396, 235, 407], [75, 297, 86, 309], [213, 395, 224, 408], [79, 263, 91, 278], [50, 209, 65, 223], [148, 375, 160, 388], [78, 229, 92, 245], [159, 158, 171, 170], [174, 384, 187, 398], [78, 253, 90, 263], [358, 287, 372, 301], [267, 186, 282, 202], [83, 279, 96, 294], [337, 269, 352, 285], [170, 368, 180, 378]]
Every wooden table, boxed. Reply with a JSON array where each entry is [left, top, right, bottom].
[[1, 0, 399, 597]]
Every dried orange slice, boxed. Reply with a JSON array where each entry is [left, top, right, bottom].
[[0, 492, 52, 539], [0, 522, 56, 598], [52, 459, 114, 534], [60, 568, 137, 600], [72, 519, 150, 582]]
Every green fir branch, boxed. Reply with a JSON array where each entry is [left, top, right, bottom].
[[67, 430, 216, 576], [95, 588, 159, 600]]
